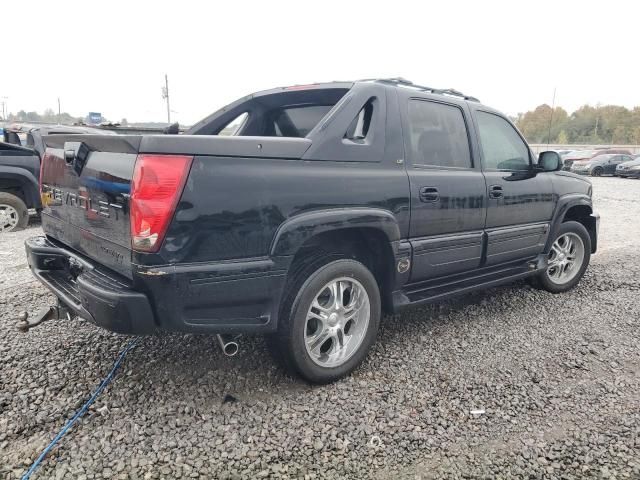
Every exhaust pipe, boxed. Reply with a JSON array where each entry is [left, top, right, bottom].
[[216, 334, 239, 357]]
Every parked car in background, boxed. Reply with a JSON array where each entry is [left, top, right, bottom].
[[616, 156, 640, 178], [562, 148, 632, 171], [0, 123, 116, 231], [570, 153, 634, 176]]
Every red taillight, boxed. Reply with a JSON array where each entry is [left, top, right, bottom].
[[130, 154, 193, 252]]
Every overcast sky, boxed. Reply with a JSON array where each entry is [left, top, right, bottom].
[[2, 0, 638, 125]]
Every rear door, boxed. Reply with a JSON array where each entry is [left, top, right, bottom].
[[401, 94, 487, 282], [472, 109, 554, 266]]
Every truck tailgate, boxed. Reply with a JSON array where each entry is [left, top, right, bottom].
[[40, 135, 141, 278]]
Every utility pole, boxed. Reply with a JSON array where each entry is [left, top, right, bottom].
[[162, 74, 171, 124], [57, 97, 61, 124]]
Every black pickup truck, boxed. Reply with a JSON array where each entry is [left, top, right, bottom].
[[25, 79, 599, 383]]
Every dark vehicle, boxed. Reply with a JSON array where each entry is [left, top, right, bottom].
[[616, 156, 640, 178], [570, 153, 634, 176], [0, 124, 115, 231], [25, 79, 599, 383], [562, 148, 632, 171]]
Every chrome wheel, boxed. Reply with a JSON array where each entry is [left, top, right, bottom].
[[304, 277, 371, 368], [0, 204, 20, 232], [547, 232, 585, 285]]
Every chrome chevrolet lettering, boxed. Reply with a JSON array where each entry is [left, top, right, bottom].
[[42, 184, 124, 219]]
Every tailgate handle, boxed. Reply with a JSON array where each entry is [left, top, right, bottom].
[[63, 141, 91, 174], [64, 149, 75, 164]]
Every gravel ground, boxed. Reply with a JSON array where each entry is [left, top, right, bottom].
[[1, 177, 639, 479]]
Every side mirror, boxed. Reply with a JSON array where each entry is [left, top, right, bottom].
[[538, 151, 562, 172]]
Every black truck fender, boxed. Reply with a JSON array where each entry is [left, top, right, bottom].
[[0, 166, 41, 209], [269, 207, 402, 258], [545, 194, 598, 254]]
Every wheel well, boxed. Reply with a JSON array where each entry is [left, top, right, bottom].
[[288, 228, 396, 313], [563, 204, 597, 253], [0, 179, 28, 205]]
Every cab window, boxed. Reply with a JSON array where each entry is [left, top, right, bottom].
[[476, 112, 530, 171], [407, 100, 472, 168]]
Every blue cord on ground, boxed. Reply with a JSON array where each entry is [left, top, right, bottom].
[[21, 337, 140, 480]]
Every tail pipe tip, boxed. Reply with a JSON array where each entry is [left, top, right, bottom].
[[216, 334, 239, 357]]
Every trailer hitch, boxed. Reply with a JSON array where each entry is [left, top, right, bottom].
[[17, 303, 71, 332]]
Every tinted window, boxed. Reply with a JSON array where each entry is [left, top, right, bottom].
[[344, 98, 375, 143], [476, 112, 530, 170], [269, 105, 333, 137], [408, 100, 472, 168]]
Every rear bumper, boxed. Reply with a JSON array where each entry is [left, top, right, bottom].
[[25, 236, 155, 334], [25, 236, 286, 335]]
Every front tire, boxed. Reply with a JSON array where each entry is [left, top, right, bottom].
[[273, 258, 381, 384], [591, 167, 603, 177], [0, 192, 29, 232], [533, 221, 591, 293]]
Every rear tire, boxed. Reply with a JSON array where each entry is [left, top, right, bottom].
[[0, 192, 29, 232], [532, 221, 591, 293], [272, 258, 381, 384]]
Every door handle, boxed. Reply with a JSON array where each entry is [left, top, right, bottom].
[[489, 185, 503, 199], [419, 186, 439, 203]]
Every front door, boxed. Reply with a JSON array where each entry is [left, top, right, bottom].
[[473, 110, 555, 266], [403, 97, 487, 282]]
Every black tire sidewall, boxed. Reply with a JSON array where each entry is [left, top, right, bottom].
[[591, 167, 603, 177], [284, 259, 381, 384], [538, 221, 591, 293], [0, 192, 29, 231]]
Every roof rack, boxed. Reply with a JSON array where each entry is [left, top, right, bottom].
[[360, 77, 480, 102]]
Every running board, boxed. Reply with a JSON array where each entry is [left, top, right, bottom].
[[393, 255, 547, 309]]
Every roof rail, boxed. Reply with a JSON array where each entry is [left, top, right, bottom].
[[359, 77, 480, 102]]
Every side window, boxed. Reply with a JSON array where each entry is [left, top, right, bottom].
[[344, 98, 375, 143], [407, 100, 472, 168], [476, 112, 530, 170], [217, 112, 248, 136]]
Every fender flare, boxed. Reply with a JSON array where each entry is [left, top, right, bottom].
[[545, 194, 595, 252], [270, 207, 401, 257], [0, 166, 40, 208]]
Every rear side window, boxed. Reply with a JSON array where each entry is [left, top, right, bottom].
[[476, 112, 530, 170], [344, 98, 375, 143], [407, 100, 472, 168]]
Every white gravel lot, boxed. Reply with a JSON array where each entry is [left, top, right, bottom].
[[0, 177, 639, 479]]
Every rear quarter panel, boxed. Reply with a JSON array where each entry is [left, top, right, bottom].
[[159, 156, 410, 264]]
